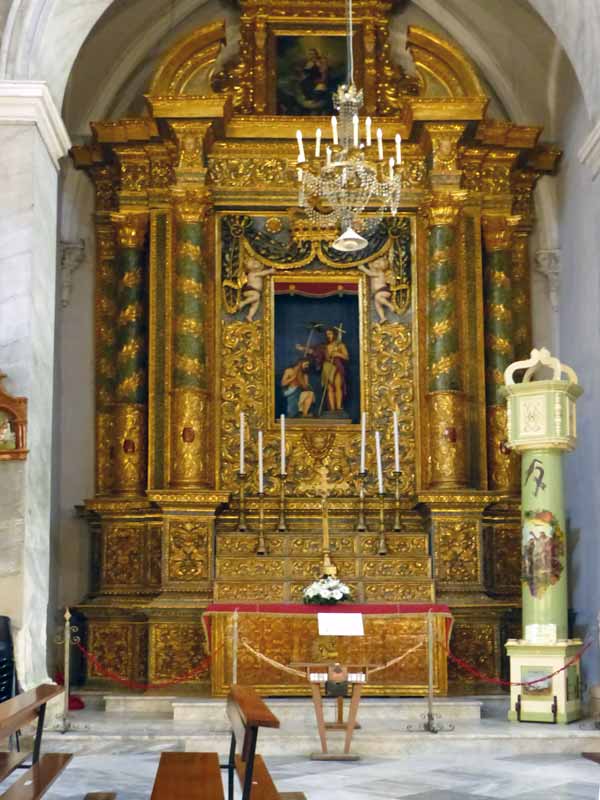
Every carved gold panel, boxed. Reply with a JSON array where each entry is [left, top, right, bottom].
[[359, 534, 429, 556], [488, 524, 521, 595], [433, 519, 481, 588], [87, 621, 146, 683], [218, 535, 285, 555], [217, 558, 285, 579], [102, 524, 145, 589], [148, 622, 209, 684], [214, 582, 285, 601], [362, 558, 430, 579], [447, 620, 497, 692], [364, 581, 435, 602], [164, 519, 211, 589]]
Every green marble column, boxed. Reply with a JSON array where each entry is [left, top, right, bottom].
[[111, 211, 148, 495], [170, 191, 210, 487], [426, 200, 467, 488]]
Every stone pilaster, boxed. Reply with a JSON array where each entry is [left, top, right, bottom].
[[0, 81, 71, 688], [111, 211, 149, 495]]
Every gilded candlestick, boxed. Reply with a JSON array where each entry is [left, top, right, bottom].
[[256, 492, 267, 555], [393, 470, 403, 532], [377, 492, 388, 556], [356, 470, 368, 532], [322, 496, 337, 577], [277, 472, 288, 532], [237, 471, 248, 532]]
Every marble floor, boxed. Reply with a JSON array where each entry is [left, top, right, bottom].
[[2, 751, 600, 800]]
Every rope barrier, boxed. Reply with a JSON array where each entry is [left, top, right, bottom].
[[240, 639, 307, 679], [367, 640, 426, 677], [444, 639, 592, 688], [75, 641, 214, 691]]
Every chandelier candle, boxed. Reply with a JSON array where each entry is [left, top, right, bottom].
[[365, 116, 372, 146], [331, 116, 338, 145], [377, 127, 384, 160], [315, 128, 321, 157]]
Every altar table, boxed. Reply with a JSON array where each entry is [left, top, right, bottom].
[[204, 603, 452, 697]]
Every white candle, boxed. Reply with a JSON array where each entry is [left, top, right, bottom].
[[360, 412, 367, 473], [331, 116, 338, 145], [393, 411, 400, 472], [258, 430, 264, 493], [395, 133, 402, 163], [375, 431, 384, 494], [365, 116, 372, 146], [326, 146, 332, 167], [315, 128, 321, 158], [297, 167, 303, 182], [296, 129, 305, 162], [239, 412, 245, 474], [352, 114, 359, 147], [376, 127, 384, 160], [280, 414, 286, 474], [389, 157, 395, 179]]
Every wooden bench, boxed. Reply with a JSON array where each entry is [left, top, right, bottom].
[[0, 684, 72, 799], [151, 685, 305, 800]]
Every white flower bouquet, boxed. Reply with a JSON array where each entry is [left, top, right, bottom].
[[302, 575, 352, 605]]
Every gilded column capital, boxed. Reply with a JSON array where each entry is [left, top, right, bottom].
[[114, 146, 151, 203], [481, 214, 521, 252], [425, 190, 467, 227], [172, 188, 213, 223], [110, 212, 149, 249], [168, 121, 213, 183], [511, 168, 539, 229]]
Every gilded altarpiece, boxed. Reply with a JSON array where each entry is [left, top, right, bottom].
[[72, 0, 559, 695]]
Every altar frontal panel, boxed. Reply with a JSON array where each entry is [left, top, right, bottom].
[[207, 607, 449, 697]]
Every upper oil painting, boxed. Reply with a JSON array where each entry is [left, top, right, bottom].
[[275, 35, 348, 115]]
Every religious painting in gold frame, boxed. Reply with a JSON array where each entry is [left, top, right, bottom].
[[265, 273, 368, 427], [267, 23, 365, 116]]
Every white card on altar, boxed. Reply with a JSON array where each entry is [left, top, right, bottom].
[[317, 613, 364, 637]]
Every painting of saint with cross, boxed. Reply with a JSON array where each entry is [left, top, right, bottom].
[[274, 279, 361, 424]]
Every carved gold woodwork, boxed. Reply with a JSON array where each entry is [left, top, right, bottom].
[[149, 622, 209, 683], [428, 392, 467, 488], [72, 0, 564, 695], [113, 403, 147, 495], [433, 518, 481, 589], [164, 519, 211, 588], [209, 611, 448, 696], [87, 621, 147, 683]]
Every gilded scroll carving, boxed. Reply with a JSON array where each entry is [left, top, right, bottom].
[[167, 520, 209, 581]]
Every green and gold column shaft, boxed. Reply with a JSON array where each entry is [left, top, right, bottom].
[[111, 211, 149, 495], [95, 222, 118, 494], [426, 199, 467, 488], [170, 190, 211, 488], [482, 215, 520, 491]]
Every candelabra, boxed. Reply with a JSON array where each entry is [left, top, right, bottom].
[[377, 492, 388, 556], [356, 470, 368, 532], [277, 472, 288, 532], [393, 470, 403, 532], [256, 492, 267, 555], [237, 471, 248, 532]]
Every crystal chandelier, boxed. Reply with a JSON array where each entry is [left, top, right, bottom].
[[295, 0, 403, 252]]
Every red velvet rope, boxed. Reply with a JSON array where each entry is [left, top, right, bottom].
[[75, 641, 212, 691], [444, 640, 592, 688]]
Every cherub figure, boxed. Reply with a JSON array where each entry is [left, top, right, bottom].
[[359, 253, 396, 322], [238, 254, 274, 322]]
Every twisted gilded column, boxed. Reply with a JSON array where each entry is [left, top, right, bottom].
[[426, 197, 467, 488], [111, 211, 149, 495], [482, 215, 520, 491], [170, 190, 211, 487]]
